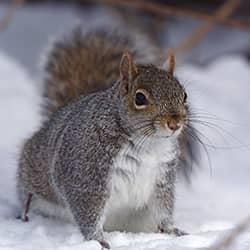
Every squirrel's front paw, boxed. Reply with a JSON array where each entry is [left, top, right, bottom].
[[158, 225, 187, 236]]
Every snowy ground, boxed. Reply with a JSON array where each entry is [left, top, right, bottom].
[[0, 51, 250, 250]]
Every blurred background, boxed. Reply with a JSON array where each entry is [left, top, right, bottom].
[[1, 0, 250, 75], [0, 1, 250, 249]]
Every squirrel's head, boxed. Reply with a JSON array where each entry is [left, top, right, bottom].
[[118, 51, 188, 138]]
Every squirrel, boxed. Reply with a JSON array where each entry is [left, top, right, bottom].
[[17, 27, 193, 249]]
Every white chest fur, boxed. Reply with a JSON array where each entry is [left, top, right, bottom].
[[104, 135, 179, 231]]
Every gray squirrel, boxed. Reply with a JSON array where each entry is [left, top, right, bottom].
[[17, 27, 196, 248]]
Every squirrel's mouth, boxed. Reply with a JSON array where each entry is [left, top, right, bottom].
[[153, 125, 184, 139], [134, 119, 184, 140], [154, 118, 184, 135]]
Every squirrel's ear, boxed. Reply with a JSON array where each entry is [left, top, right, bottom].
[[120, 51, 138, 82], [165, 49, 176, 76]]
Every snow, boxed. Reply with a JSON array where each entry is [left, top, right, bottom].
[[0, 51, 250, 249]]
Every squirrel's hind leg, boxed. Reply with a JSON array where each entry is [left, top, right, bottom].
[[22, 193, 33, 222]]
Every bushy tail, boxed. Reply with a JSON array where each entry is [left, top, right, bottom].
[[43, 27, 159, 115]]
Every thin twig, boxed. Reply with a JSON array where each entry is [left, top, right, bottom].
[[211, 215, 250, 250], [96, 0, 250, 31], [174, 0, 241, 54], [0, 0, 25, 31]]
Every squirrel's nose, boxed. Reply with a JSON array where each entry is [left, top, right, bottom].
[[167, 120, 181, 131]]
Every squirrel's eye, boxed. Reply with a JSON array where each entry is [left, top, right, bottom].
[[135, 91, 148, 107], [183, 92, 187, 103]]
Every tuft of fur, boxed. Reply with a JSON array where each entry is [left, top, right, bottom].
[[166, 49, 176, 76]]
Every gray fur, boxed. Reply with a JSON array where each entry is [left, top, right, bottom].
[[17, 29, 194, 247]]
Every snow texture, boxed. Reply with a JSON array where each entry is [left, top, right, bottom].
[[0, 48, 250, 250]]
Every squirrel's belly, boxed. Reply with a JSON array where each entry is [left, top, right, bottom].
[[104, 138, 177, 232], [104, 145, 159, 232], [110, 148, 160, 208]]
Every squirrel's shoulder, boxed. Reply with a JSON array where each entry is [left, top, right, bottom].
[[43, 84, 119, 133]]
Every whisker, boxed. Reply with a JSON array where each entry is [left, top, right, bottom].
[[188, 114, 245, 127], [124, 119, 154, 131], [134, 128, 155, 156], [185, 124, 218, 150], [189, 107, 248, 126], [184, 126, 212, 176], [125, 125, 155, 158], [188, 119, 250, 150]]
